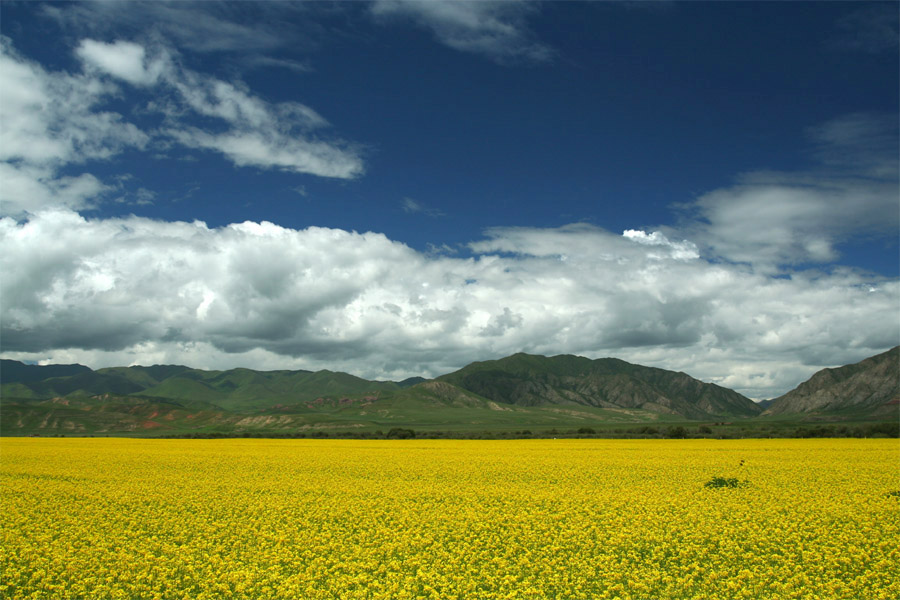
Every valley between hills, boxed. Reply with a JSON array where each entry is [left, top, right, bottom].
[[1, 347, 897, 438]]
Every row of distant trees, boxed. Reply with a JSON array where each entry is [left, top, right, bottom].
[[139, 421, 900, 440]]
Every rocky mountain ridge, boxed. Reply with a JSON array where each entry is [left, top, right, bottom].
[[763, 346, 899, 417]]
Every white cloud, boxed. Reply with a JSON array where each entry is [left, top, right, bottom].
[[167, 128, 362, 179], [0, 37, 149, 168], [170, 73, 310, 129], [245, 56, 313, 74], [72, 37, 365, 179], [370, 0, 553, 64], [0, 164, 111, 215], [680, 113, 898, 270], [2, 212, 896, 398], [0, 36, 149, 217], [0, 34, 364, 217], [75, 39, 167, 86], [402, 198, 424, 213], [470, 223, 624, 259], [622, 230, 699, 261]]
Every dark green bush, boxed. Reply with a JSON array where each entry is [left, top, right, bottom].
[[386, 428, 416, 439], [666, 426, 688, 439], [704, 476, 744, 489]]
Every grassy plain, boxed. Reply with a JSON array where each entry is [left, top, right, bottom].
[[2, 438, 898, 599]]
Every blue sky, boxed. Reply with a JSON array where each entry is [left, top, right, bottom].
[[1, 1, 897, 398]]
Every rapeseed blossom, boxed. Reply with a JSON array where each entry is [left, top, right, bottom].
[[1, 438, 897, 599]]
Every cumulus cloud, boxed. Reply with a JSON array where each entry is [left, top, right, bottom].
[[2, 212, 896, 398], [76, 39, 167, 86], [622, 230, 699, 261], [471, 223, 623, 259], [0, 164, 111, 216], [370, 0, 553, 64], [469, 223, 698, 263]]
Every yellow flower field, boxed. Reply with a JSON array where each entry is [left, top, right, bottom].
[[1, 438, 898, 599]]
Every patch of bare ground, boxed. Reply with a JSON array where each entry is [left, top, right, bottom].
[[235, 415, 293, 427]]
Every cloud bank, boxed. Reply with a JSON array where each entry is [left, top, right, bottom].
[[2, 212, 895, 398]]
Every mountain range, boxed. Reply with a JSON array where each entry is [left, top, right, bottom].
[[1, 347, 897, 435]]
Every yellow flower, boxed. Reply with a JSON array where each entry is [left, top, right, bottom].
[[2, 438, 898, 599]]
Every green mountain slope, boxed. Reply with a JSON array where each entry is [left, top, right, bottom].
[[2, 396, 251, 435], [438, 353, 762, 419], [1, 362, 399, 413], [139, 368, 398, 412], [1, 359, 92, 384], [375, 380, 677, 427], [3, 370, 146, 399], [96, 365, 194, 387]]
